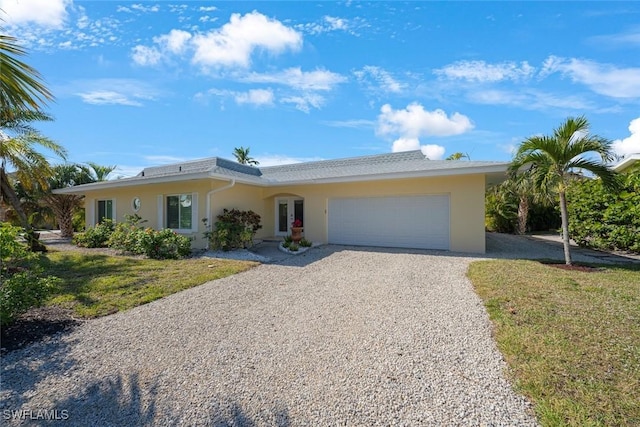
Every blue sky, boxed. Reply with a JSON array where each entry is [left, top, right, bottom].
[[2, 0, 640, 177]]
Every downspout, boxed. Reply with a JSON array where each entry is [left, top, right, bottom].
[[205, 178, 236, 249]]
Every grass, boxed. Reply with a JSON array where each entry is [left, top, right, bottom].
[[39, 251, 257, 318], [468, 260, 640, 427]]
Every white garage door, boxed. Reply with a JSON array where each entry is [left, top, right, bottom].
[[328, 195, 450, 250]]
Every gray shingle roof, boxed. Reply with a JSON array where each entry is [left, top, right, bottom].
[[139, 157, 261, 178]]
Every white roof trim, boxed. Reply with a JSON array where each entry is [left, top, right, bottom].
[[613, 153, 640, 172]]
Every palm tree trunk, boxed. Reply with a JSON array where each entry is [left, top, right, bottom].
[[517, 196, 529, 235], [559, 190, 572, 265], [1, 168, 47, 251]]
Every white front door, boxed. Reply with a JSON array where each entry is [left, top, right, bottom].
[[275, 198, 304, 236]]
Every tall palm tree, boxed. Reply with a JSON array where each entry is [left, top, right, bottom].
[[233, 146, 259, 165], [40, 164, 94, 238], [1, 110, 66, 246], [496, 170, 552, 235], [86, 161, 117, 181], [0, 33, 54, 119], [510, 116, 618, 265]]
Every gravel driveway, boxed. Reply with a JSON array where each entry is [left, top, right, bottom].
[[0, 240, 548, 426]]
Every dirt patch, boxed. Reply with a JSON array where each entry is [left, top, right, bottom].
[[541, 261, 602, 273], [1, 306, 83, 354]]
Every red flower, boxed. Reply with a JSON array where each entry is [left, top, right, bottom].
[[292, 219, 303, 227]]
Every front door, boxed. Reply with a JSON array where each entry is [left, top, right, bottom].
[[276, 198, 304, 236]]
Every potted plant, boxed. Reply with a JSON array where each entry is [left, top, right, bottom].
[[291, 219, 303, 243]]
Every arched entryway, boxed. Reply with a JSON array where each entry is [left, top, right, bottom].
[[275, 197, 304, 236]]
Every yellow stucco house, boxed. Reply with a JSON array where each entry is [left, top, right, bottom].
[[54, 150, 508, 253]]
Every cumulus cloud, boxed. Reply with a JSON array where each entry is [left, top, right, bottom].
[[354, 66, 405, 93], [191, 11, 302, 68], [235, 89, 274, 106], [0, 0, 71, 28], [612, 117, 640, 158], [434, 60, 535, 82], [377, 103, 474, 138], [541, 56, 640, 98], [131, 11, 302, 69], [241, 67, 346, 91], [377, 103, 472, 158]]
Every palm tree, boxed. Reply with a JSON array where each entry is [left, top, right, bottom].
[[1, 110, 66, 249], [86, 161, 117, 181], [496, 170, 552, 235], [233, 146, 259, 165], [510, 116, 618, 265], [40, 164, 94, 238], [446, 152, 470, 160], [0, 34, 54, 119]]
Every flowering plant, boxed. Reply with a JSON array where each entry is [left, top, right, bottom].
[[292, 219, 303, 228]]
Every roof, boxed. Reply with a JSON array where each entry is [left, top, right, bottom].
[[613, 153, 640, 173], [53, 150, 509, 194]]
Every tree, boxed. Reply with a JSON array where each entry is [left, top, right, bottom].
[[446, 152, 470, 160], [510, 116, 618, 265], [86, 161, 117, 181], [40, 164, 94, 238], [0, 34, 54, 119], [1, 110, 66, 249], [232, 146, 259, 165]]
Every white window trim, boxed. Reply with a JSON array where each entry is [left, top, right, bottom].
[[96, 199, 116, 224], [163, 193, 198, 233]]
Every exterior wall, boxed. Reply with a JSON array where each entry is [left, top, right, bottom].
[[81, 173, 487, 253], [263, 174, 487, 253]]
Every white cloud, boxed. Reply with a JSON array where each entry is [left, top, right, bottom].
[[191, 11, 302, 68], [242, 67, 346, 91], [72, 79, 158, 106], [390, 138, 445, 159], [131, 45, 162, 66], [469, 89, 594, 111], [132, 11, 302, 69], [541, 56, 640, 98], [377, 103, 474, 138], [434, 60, 535, 82], [281, 93, 325, 113], [77, 91, 143, 106], [297, 15, 352, 35], [131, 4, 160, 13], [154, 29, 192, 54], [199, 6, 217, 12], [235, 89, 274, 106], [612, 117, 640, 158], [322, 119, 375, 129], [0, 0, 71, 28], [354, 66, 405, 93]]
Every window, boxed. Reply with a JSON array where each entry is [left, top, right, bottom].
[[166, 194, 192, 230], [97, 200, 113, 223]]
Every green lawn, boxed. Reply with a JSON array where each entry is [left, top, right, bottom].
[[468, 260, 640, 427], [40, 251, 257, 318]]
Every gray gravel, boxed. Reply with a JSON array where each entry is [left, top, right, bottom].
[[0, 235, 575, 426]]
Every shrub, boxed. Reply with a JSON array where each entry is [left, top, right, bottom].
[[206, 209, 262, 251], [107, 214, 147, 255], [73, 219, 115, 248], [0, 223, 60, 326], [299, 238, 312, 248], [567, 170, 640, 253], [289, 244, 299, 252], [139, 228, 192, 259]]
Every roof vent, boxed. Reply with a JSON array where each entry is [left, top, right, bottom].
[[179, 166, 182, 172]]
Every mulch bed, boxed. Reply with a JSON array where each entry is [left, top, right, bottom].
[[541, 261, 602, 272], [0, 306, 83, 355]]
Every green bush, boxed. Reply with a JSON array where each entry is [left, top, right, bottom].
[[139, 228, 192, 259], [107, 214, 147, 255], [299, 238, 312, 247], [0, 223, 60, 326], [289, 243, 299, 252], [73, 219, 115, 248], [567, 170, 640, 253], [206, 209, 262, 251]]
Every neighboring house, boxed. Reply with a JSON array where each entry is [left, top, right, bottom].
[[613, 153, 640, 173], [54, 150, 508, 253]]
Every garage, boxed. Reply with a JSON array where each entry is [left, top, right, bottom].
[[328, 195, 450, 250]]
